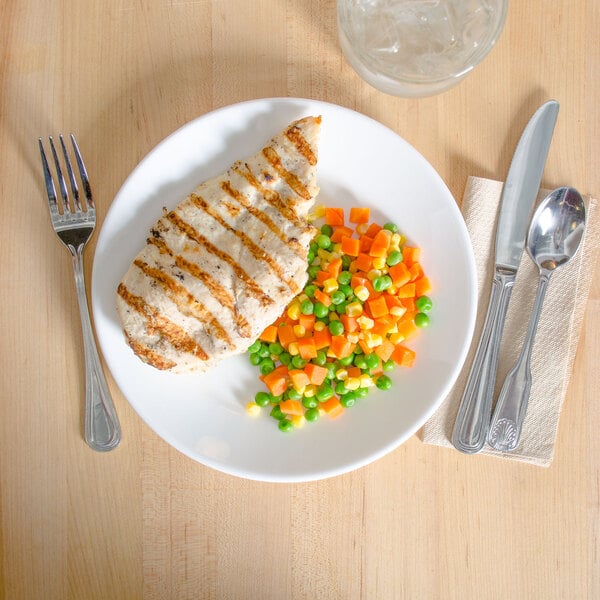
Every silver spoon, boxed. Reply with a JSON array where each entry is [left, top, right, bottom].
[[488, 186, 586, 452]]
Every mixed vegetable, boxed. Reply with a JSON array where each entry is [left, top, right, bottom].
[[246, 206, 433, 431]]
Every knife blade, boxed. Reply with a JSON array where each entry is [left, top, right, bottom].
[[452, 100, 559, 454]]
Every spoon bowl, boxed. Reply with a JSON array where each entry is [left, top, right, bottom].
[[488, 186, 586, 452]]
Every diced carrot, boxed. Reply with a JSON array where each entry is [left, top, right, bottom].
[[326, 257, 343, 278], [288, 369, 311, 390], [372, 315, 395, 336], [347, 366, 362, 378], [409, 262, 424, 281], [313, 327, 332, 350], [388, 262, 411, 288], [259, 325, 278, 343], [397, 282, 416, 298], [351, 275, 368, 290], [321, 396, 344, 418], [349, 207, 370, 223], [391, 344, 416, 367], [359, 235, 374, 253], [261, 365, 289, 396], [396, 319, 419, 341], [367, 296, 389, 318], [325, 207, 345, 227], [355, 253, 373, 272], [330, 335, 354, 358], [384, 294, 403, 308], [415, 276, 432, 297], [340, 314, 359, 333], [313, 289, 332, 307], [341, 236, 360, 257], [298, 313, 316, 332], [304, 363, 328, 386], [279, 399, 304, 416], [402, 246, 421, 267], [369, 229, 392, 258], [375, 340, 395, 362], [358, 339, 371, 355], [315, 270, 330, 285], [401, 297, 416, 312], [365, 222, 382, 238], [297, 337, 318, 360], [277, 323, 297, 348], [331, 226, 354, 243]]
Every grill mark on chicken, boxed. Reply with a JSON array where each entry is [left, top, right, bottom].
[[125, 335, 177, 370], [117, 283, 209, 361], [147, 235, 252, 338], [133, 258, 232, 346], [220, 180, 304, 255], [189, 193, 301, 295], [166, 211, 274, 307], [285, 121, 319, 166], [262, 146, 311, 201], [233, 164, 306, 228]]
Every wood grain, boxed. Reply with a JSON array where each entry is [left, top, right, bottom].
[[0, 1, 598, 599]]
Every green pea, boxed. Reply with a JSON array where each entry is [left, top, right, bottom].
[[259, 358, 275, 375], [355, 387, 369, 398], [270, 394, 283, 404], [304, 284, 317, 298], [335, 302, 347, 315], [309, 241, 318, 253], [383, 359, 395, 372], [307, 250, 315, 264], [338, 271, 352, 285], [338, 354, 355, 367], [300, 299, 314, 315], [249, 353, 261, 366], [302, 396, 319, 409], [414, 312, 430, 328], [341, 255, 352, 269], [365, 353, 380, 370], [373, 275, 392, 292], [321, 224, 333, 236], [383, 222, 399, 233], [291, 355, 307, 369], [268, 342, 283, 355], [279, 352, 292, 366], [415, 295, 433, 313], [341, 392, 357, 407], [338, 283, 353, 297], [278, 418, 294, 432], [386, 250, 403, 266], [376, 375, 392, 390], [316, 384, 334, 403], [325, 363, 337, 380], [254, 391, 271, 407], [307, 265, 320, 279], [286, 387, 303, 400], [305, 407, 320, 422], [314, 302, 329, 318], [335, 381, 349, 395], [247, 340, 261, 354], [317, 234, 332, 249], [258, 344, 271, 358], [329, 320, 345, 336], [331, 290, 346, 305], [270, 406, 285, 420], [313, 350, 327, 366], [354, 355, 368, 370]]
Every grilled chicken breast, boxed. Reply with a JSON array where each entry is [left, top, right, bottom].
[[116, 116, 321, 372]]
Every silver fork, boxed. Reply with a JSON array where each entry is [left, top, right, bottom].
[[39, 134, 121, 452]]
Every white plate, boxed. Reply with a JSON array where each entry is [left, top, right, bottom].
[[92, 98, 476, 482]]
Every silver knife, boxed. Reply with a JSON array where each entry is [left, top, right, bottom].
[[451, 100, 559, 454]]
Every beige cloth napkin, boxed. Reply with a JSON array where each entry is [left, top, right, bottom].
[[421, 176, 600, 466]]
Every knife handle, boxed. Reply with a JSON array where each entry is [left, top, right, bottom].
[[452, 270, 515, 454]]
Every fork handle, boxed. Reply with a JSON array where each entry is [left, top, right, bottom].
[[72, 246, 121, 451]]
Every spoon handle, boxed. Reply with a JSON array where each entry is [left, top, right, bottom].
[[452, 270, 515, 454], [488, 272, 550, 451]]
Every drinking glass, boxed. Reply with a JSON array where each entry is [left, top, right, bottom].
[[337, 0, 508, 97]]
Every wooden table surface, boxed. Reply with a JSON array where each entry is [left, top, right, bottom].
[[1, 1, 598, 598]]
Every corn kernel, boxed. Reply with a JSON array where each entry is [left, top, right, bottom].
[[356, 222, 369, 235], [372, 256, 386, 270], [360, 374, 375, 388], [314, 320, 326, 332], [328, 312, 340, 321], [293, 324, 306, 338], [354, 285, 370, 302], [312, 256, 321, 266], [367, 269, 382, 281], [346, 302, 363, 317], [345, 377, 361, 390], [389, 332, 405, 345], [297, 293, 309, 303], [335, 368, 348, 381], [388, 324, 399, 334], [347, 332, 360, 344], [365, 332, 383, 348], [333, 243, 342, 254], [323, 278, 339, 294], [290, 414, 306, 428], [349, 262, 358, 273], [304, 384, 317, 398], [390, 305, 407, 317], [391, 233, 402, 246], [246, 402, 261, 416], [288, 342, 300, 356], [293, 385, 306, 395], [388, 285, 398, 295], [398, 234, 406, 246], [287, 302, 301, 320], [318, 248, 332, 261], [357, 315, 375, 330]]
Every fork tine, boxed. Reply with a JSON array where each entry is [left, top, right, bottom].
[[59, 134, 82, 211], [49, 136, 70, 214], [38, 138, 59, 211], [70, 134, 94, 209]]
